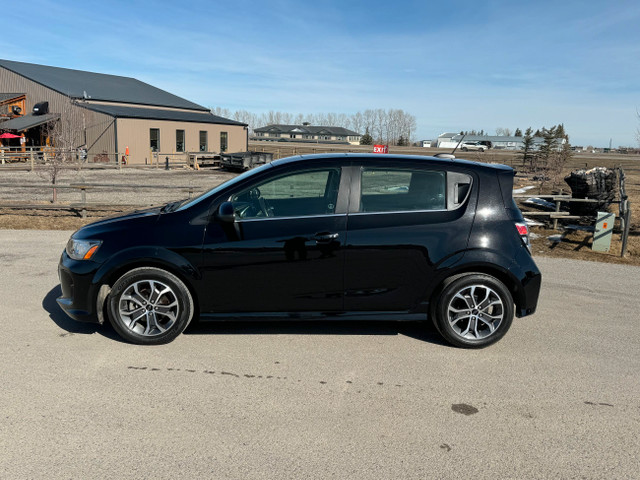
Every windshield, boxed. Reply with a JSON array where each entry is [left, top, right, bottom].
[[177, 162, 274, 211]]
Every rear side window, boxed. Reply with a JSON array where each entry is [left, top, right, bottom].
[[360, 168, 446, 212]]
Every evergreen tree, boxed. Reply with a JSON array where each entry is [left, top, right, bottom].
[[522, 127, 534, 168], [539, 126, 558, 168], [360, 128, 373, 145], [514, 128, 522, 137], [397, 135, 407, 146]]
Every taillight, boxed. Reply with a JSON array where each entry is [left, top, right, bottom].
[[516, 222, 531, 252], [515, 223, 528, 236]]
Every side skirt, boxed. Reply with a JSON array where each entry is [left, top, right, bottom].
[[199, 311, 427, 322]]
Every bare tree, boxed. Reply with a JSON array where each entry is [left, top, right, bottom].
[[239, 107, 417, 143], [495, 127, 512, 136], [38, 100, 83, 202]]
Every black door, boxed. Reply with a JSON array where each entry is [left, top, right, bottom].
[[344, 164, 475, 312], [200, 165, 347, 313]]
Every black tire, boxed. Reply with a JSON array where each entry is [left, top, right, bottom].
[[479, 148, 485, 152], [107, 267, 194, 345], [432, 274, 514, 348], [461, 147, 468, 152]]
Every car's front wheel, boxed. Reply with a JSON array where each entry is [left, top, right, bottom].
[[107, 267, 194, 345], [432, 274, 514, 348]]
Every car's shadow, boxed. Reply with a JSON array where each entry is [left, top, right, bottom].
[[44, 285, 449, 346], [43, 285, 123, 341], [184, 318, 449, 346]]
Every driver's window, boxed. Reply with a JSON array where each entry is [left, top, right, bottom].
[[231, 168, 340, 219]]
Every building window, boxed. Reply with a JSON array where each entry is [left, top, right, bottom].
[[150, 128, 160, 152], [176, 130, 185, 152], [220, 132, 228, 152], [199, 131, 208, 152]]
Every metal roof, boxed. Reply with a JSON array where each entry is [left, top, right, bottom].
[[254, 124, 361, 136], [80, 103, 246, 126], [456, 134, 546, 143], [0, 59, 208, 111], [0, 113, 59, 131]]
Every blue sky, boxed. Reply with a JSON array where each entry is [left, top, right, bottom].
[[3, 0, 639, 147]]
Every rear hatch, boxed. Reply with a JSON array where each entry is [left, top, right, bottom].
[[497, 168, 531, 252]]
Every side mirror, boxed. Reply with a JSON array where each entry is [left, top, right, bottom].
[[217, 201, 236, 223]]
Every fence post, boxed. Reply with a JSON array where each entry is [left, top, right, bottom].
[[30, 148, 35, 171], [1, 148, 4, 165], [620, 201, 631, 257], [552, 198, 561, 230], [81, 187, 87, 219], [165, 156, 170, 170]]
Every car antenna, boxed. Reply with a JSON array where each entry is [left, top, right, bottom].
[[434, 134, 465, 160], [451, 134, 466, 155]]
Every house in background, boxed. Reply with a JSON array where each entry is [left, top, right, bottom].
[[0, 59, 247, 163], [253, 124, 361, 145]]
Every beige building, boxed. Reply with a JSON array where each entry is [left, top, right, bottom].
[[0, 59, 247, 164]]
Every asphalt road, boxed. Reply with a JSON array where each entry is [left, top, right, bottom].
[[1, 229, 638, 480]]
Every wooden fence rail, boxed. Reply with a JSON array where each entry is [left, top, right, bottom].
[[0, 183, 205, 218]]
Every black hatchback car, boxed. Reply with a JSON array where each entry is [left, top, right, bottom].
[[57, 154, 541, 348]]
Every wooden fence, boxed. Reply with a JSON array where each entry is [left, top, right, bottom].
[[0, 183, 203, 218], [514, 167, 632, 256]]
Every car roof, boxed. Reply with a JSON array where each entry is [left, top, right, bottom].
[[270, 152, 512, 172]]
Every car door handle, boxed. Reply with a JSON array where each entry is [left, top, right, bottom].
[[314, 232, 339, 242]]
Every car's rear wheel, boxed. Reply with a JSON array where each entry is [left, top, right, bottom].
[[461, 147, 468, 152], [432, 274, 513, 348], [107, 267, 194, 345]]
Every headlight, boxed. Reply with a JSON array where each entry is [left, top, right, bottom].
[[66, 238, 102, 260]]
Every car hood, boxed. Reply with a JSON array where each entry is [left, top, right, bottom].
[[72, 206, 162, 239]]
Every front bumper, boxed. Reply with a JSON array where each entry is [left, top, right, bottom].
[[56, 252, 102, 324]]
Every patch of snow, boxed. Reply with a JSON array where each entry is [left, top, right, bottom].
[[524, 217, 545, 226], [513, 185, 536, 194]]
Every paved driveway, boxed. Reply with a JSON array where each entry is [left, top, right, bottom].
[[1, 229, 638, 479]]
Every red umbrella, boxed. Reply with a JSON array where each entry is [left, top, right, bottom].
[[0, 133, 21, 139]]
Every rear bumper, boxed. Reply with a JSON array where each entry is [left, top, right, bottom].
[[511, 249, 542, 318]]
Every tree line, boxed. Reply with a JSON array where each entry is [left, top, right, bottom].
[[211, 107, 417, 146]]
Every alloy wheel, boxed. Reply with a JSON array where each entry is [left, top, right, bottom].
[[446, 284, 504, 340], [118, 280, 180, 336]]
